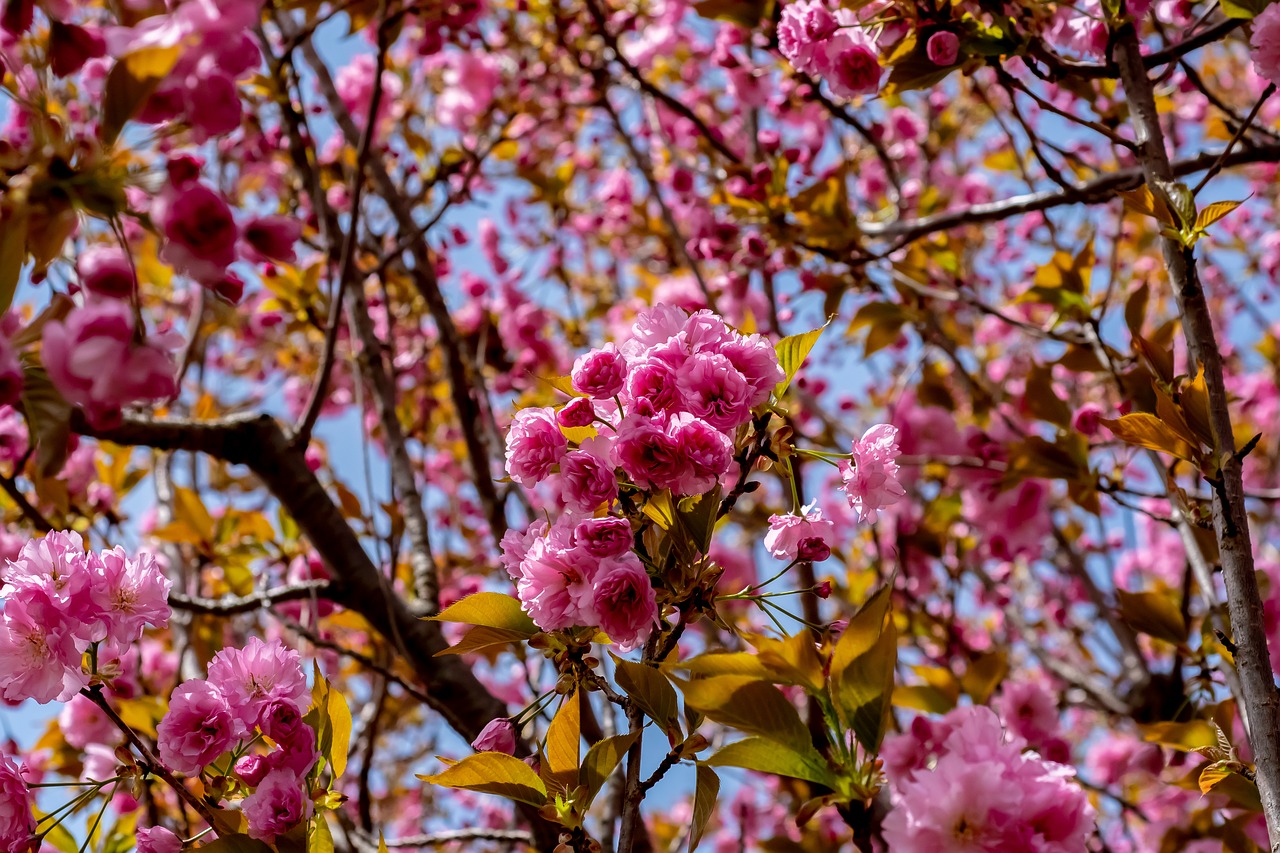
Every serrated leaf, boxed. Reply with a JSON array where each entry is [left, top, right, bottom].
[[830, 583, 892, 676], [1120, 185, 1177, 226], [101, 46, 181, 145], [613, 655, 680, 733], [1195, 198, 1245, 232], [747, 633, 825, 694], [676, 676, 810, 751], [1101, 413, 1199, 462], [774, 323, 827, 396], [689, 765, 720, 851], [1117, 589, 1187, 645], [418, 752, 548, 807], [545, 691, 581, 792], [703, 737, 836, 787], [0, 210, 28, 316], [428, 592, 538, 636], [581, 731, 641, 807]]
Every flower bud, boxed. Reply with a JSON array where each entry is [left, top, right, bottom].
[[926, 31, 960, 66], [471, 718, 518, 755], [557, 397, 596, 428], [798, 537, 831, 563]]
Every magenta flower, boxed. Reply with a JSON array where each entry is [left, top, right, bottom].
[[242, 215, 302, 265], [243, 768, 313, 842], [42, 301, 177, 429], [471, 718, 518, 755], [1253, 3, 1280, 85], [152, 178, 239, 284], [515, 539, 598, 631], [2, 529, 89, 612], [668, 413, 733, 496], [719, 333, 784, 408], [0, 752, 33, 853], [156, 679, 242, 775], [234, 753, 271, 787], [676, 352, 754, 431], [558, 450, 617, 513], [572, 342, 628, 398], [591, 553, 658, 653], [77, 246, 135, 299], [206, 637, 309, 729], [136, 826, 182, 853], [926, 31, 959, 66], [85, 546, 171, 653], [764, 502, 835, 560], [613, 412, 683, 491], [504, 406, 568, 487], [826, 29, 883, 99], [573, 516, 633, 559], [557, 397, 596, 428], [624, 358, 681, 412]]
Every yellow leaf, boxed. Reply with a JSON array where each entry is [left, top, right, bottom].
[[545, 691, 581, 792], [418, 752, 548, 807], [172, 486, 216, 545], [327, 687, 352, 779], [101, 46, 181, 145], [703, 737, 836, 787], [613, 655, 680, 733], [581, 731, 640, 808], [643, 491, 675, 530], [1140, 720, 1218, 751], [774, 323, 827, 397], [1117, 589, 1187, 645], [1100, 414, 1199, 463], [428, 592, 538, 635], [1194, 198, 1246, 232], [676, 676, 810, 751]]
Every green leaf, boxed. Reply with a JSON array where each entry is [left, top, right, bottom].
[[703, 737, 836, 787], [1117, 589, 1188, 645], [676, 676, 810, 751], [676, 486, 721, 555], [774, 323, 827, 397], [20, 364, 73, 477], [418, 752, 548, 807], [545, 691, 581, 792], [196, 836, 274, 853], [834, 617, 897, 752], [326, 686, 352, 780], [613, 655, 680, 734], [428, 592, 538, 636], [0, 210, 28, 316], [581, 731, 641, 807], [1222, 0, 1269, 19], [1100, 413, 1199, 463], [101, 46, 181, 145], [689, 765, 720, 851], [829, 583, 892, 676], [310, 814, 335, 853], [848, 302, 909, 357], [435, 625, 537, 657]]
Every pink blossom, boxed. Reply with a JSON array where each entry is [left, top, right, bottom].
[[839, 423, 905, 523], [136, 826, 182, 853], [257, 698, 306, 744], [558, 450, 617, 513], [77, 246, 135, 299], [0, 595, 86, 703], [826, 28, 883, 99], [1253, 3, 1280, 85], [515, 539, 597, 631], [591, 552, 658, 653], [572, 343, 628, 398], [151, 180, 239, 284], [624, 358, 682, 412], [995, 680, 1060, 746], [668, 413, 734, 496], [500, 521, 548, 581], [926, 31, 959, 66], [472, 718, 518, 754], [242, 215, 302, 264], [157, 679, 242, 775], [558, 397, 596, 428], [184, 71, 242, 140], [676, 352, 754, 431], [573, 516, 632, 559], [613, 412, 683, 491], [2, 529, 88, 610], [0, 334, 20, 407], [719, 333, 784, 408], [243, 768, 313, 841], [42, 301, 177, 429], [436, 52, 499, 130], [0, 752, 33, 852], [505, 406, 568, 487], [86, 546, 171, 652], [206, 637, 308, 729], [777, 0, 840, 77], [58, 693, 121, 750], [764, 502, 835, 560], [235, 753, 271, 787]]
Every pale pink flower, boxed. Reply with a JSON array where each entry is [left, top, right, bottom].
[[623, 304, 687, 356], [1252, 3, 1280, 85], [243, 768, 313, 841], [206, 637, 308, 729], [591, 552, 658, 653], [777, 0, 840, 76], [995, 680, 1060, 746], [839, 423, 905, 523], [558, 450, 617, 513], [42, 301, 177, 429], [0, 752, 33, 852], [515, 539, 597, 631], [0, 596, 86, 703], [472, 718, 518, 755], [86, 546, 171, 652], [436, 52, 499, 130], [2, 529, 88, 610], [505, 406, 568, 487], [764, 502, 835, 560], [136, 826, 182, 853], [882, 753, 1029, 851], [157, 679, 242, 775], [500, 520, 548, 581]]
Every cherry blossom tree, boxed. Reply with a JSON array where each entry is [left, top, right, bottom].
[[3, 0, 1280, 851]]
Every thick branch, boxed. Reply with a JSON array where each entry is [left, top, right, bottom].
[[1113, 24, 1280, 849]]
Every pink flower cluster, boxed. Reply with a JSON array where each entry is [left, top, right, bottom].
[[156, 637, 316, 841], [501, 515, 657, 652], [880, 707, 1095, 853], [1252, 3, 1280, 86], [764, 501, 834, 561], [0, 531, 170, 704], [0, 751, 32, 853], [838, 424, 905, 523], [777, 0, 883, 99], [500, 307, 784, 651]]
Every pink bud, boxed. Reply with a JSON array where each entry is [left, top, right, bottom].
[[798, 537, 831, 563], [926, 31, 960, 66], [814, 580, 833, 599], [557, 397, 596, 428], [234, 754, 270, 787], [471, 718, 518, 755]]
